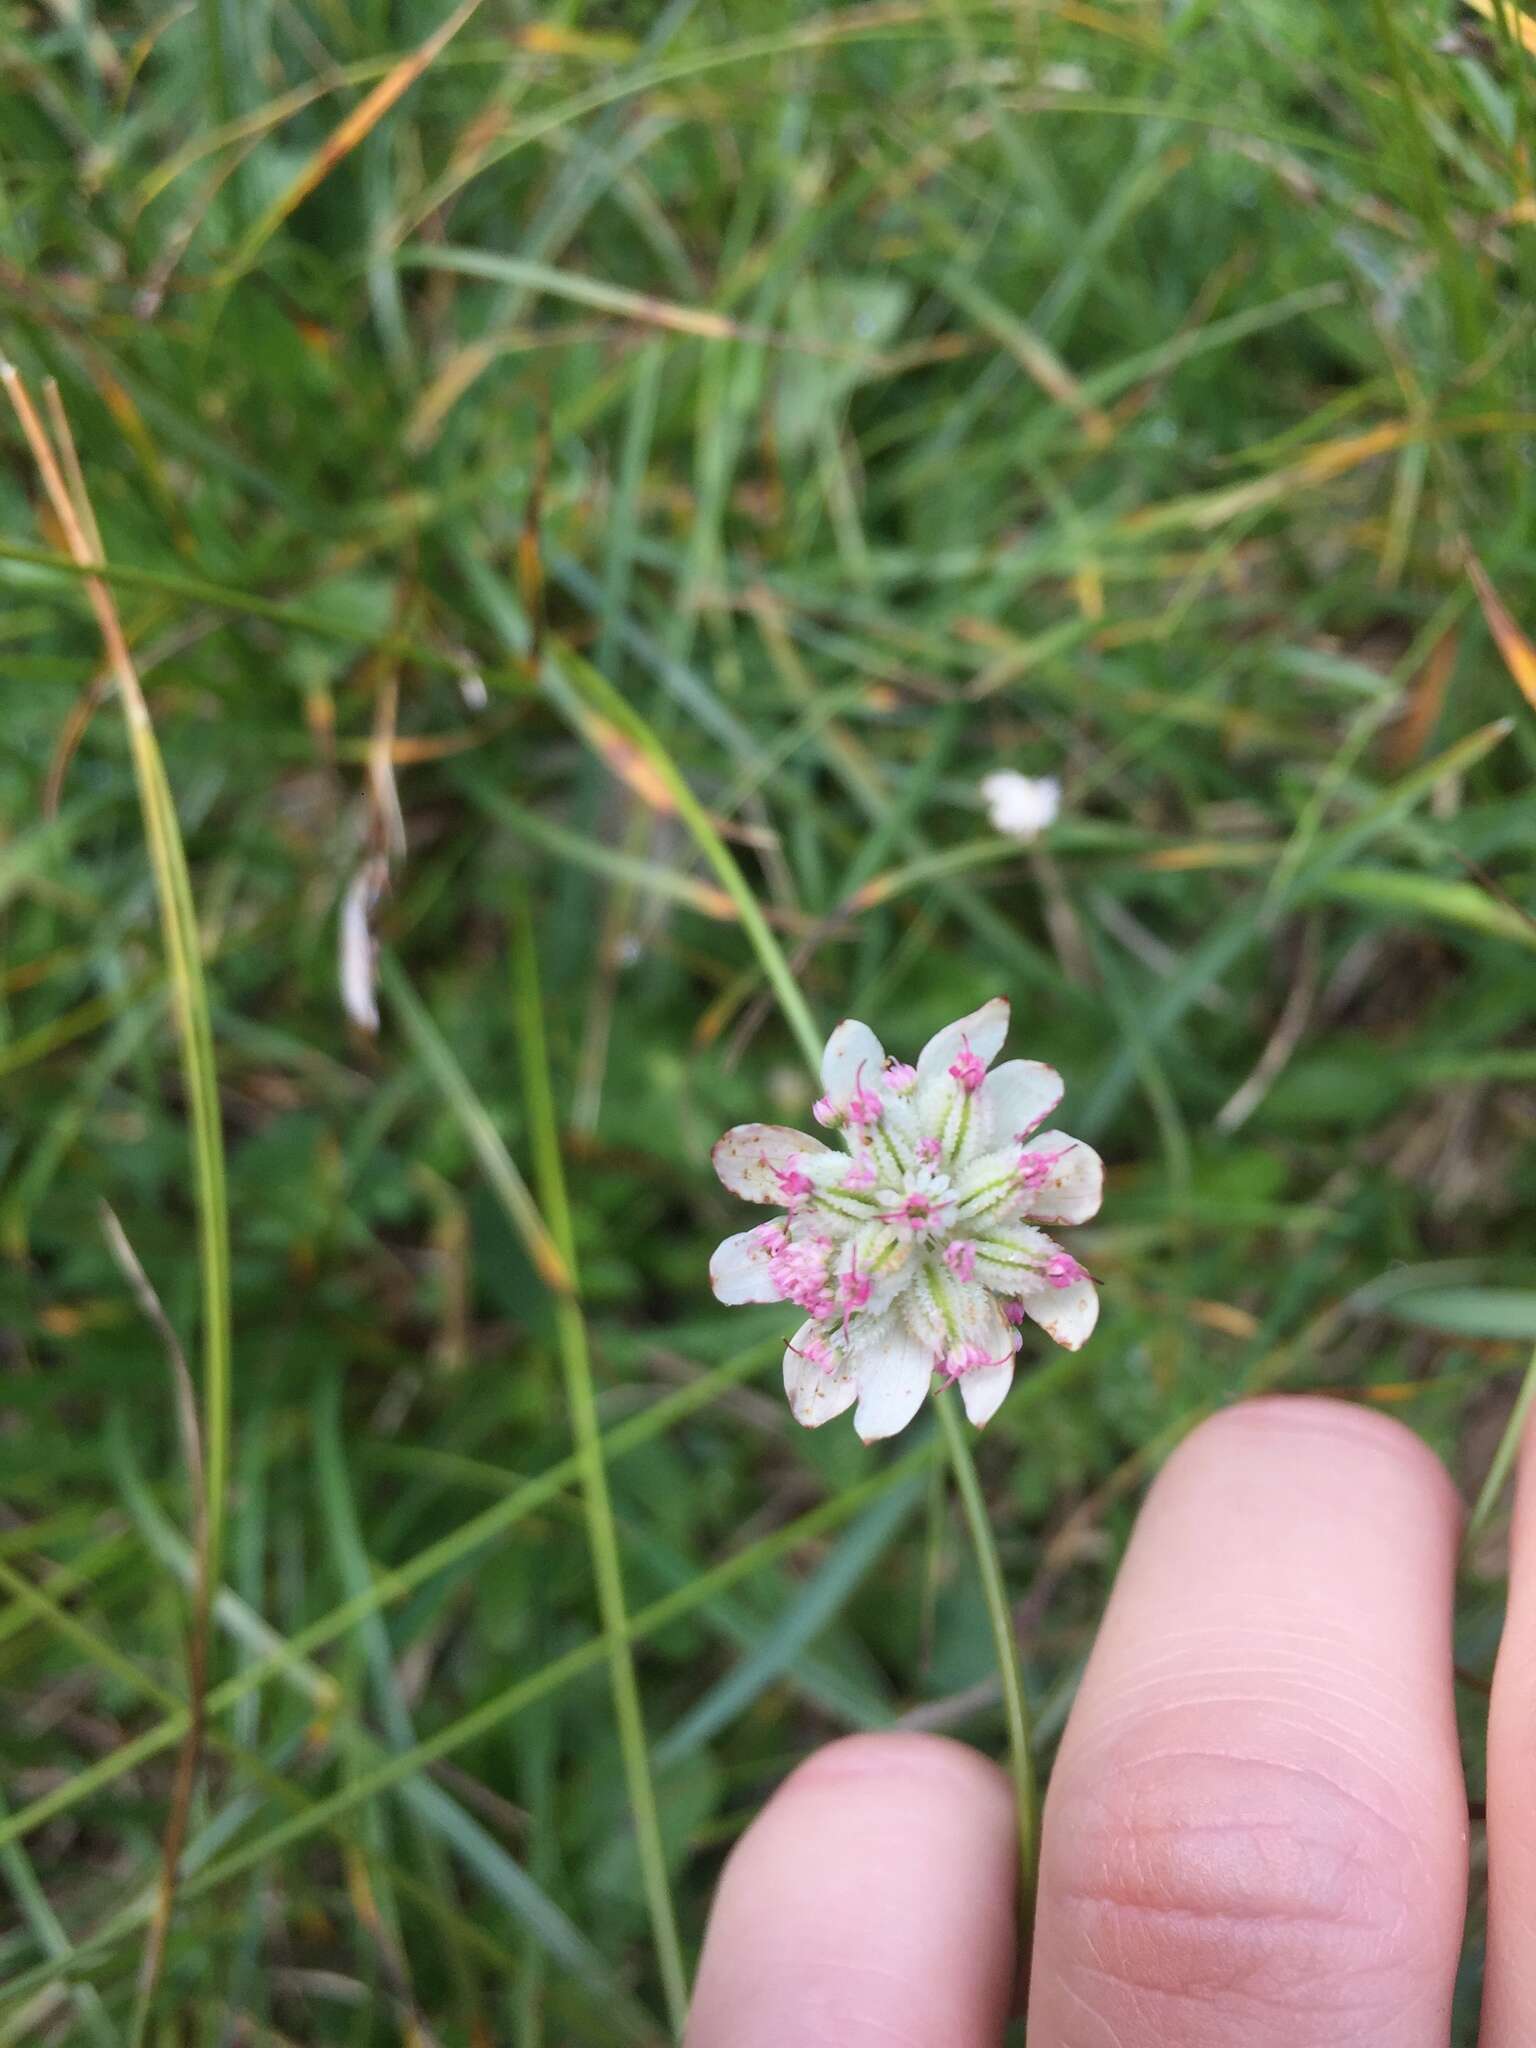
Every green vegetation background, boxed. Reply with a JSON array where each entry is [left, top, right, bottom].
[[2, 0, 1535, 2038]]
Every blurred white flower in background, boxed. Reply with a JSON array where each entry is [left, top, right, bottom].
[[980, 770, 1061, 842], [339, 855, 388, 1034]]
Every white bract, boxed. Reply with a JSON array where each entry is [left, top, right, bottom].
[[980, 770, 1061, 842], [708, 998, 1102, 1442]]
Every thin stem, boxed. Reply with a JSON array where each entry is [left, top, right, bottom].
[[2, 370, 232, 1598], [935, 1389, 1037, 1929], [1464, 1343, 1536, 1558], [541, 638, 1044, 1935], [2, 368, 231, 2028], [510, 892, 689, 2036]]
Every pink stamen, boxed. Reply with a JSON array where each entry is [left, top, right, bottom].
[[948, 1042, 986, 1094], [937, 1341, 1005, 1381], [769, 1237, 837, 1318], [943, 1240, 976, 1283], [883, 1059, 917, 1092], [1003, 1299, 1025, 1326], [753, 1223, 790, 1256], [812, 1094, 840, 1127], [1044, 1252, 1085, 1290], [916, 1135, 943, 1163], [1016, 1142, 1070, 1191], [839, 1260, 872, 1337], [844, 1157, 877, 1190], [845, 1063, 884, 1125], [791, 1331, 836, 1373], [774, 1163, 814, 1202]]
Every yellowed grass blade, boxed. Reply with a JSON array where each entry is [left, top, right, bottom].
[[1468, 552, 1536, 712]]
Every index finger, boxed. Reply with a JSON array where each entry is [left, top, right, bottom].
[[685, 1731, 1018, 2048]]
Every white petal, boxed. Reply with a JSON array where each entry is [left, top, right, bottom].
[[1017, 1129, 1103, 1224], [712, 1124, 826, 1202], [852, 1323, 935, 1443], [820, 1019, 885, 1104], [709, 1226, 783, 1305], [915, 997, 1010, 1083], [959, 1355, 1015, 1428], [1021, 1275, 1098, 1350], [980, 1059, 1063, 1143], [953, 1280, 1013, 1358], [783, 1324, 858, 1427]]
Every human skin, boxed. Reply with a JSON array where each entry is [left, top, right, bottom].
[[685, 1395, 1536, 2047]]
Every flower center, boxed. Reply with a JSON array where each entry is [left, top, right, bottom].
[[879, 1165, 957, 1241]]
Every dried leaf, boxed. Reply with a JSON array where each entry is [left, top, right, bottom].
[[1468, 553, 1536, 711], [1382, 625, 1458, 770], [584, 713, 680, 816]]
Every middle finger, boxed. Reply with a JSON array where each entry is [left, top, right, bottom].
[[1027, 1396, 1468, 2047]]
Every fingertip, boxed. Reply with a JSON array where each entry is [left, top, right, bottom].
[[779, 1728, 1014, 1813], [1479, 1377, 1536, 2042], [1167, 1392, 1462, 1527], [687, 1732, 1018, 2048], [1029, 1391, 1466, 2048]]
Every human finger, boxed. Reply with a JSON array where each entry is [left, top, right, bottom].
[[685, 1731, 1018, 2048], [1028, 1396, 1468, 2048], [1479, 1396, 1536, 2045]]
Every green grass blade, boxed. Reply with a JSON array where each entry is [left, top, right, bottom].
[[0, 1343, 777, 1861], [509, 890, 689, 2033], [653, 1474, 919, 1767], [380, 951, 572, 1293], [541, 643, 823, 1071], [1465, 1346, 1536, 1553], [0, 1441, 938, 2014]]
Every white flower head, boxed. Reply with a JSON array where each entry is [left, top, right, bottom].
[[708, 998, 1102, 1442], [980, 771, 1061, 842]]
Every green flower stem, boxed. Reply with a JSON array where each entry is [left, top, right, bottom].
[[544, 640, 1043, 1947], [1465, 1342, 1536, 1558], [934, 1388, 1038, 1929]]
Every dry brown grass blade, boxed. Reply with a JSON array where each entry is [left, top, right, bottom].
[[517, 414, 551, 666], [37, 378, 115, 816], [99, 1203, 210, 2038], [1467, 551, 1536, 711], [221, 0, 485, 285], [2, 367, 144, 716], [42, 669, 112, 819], [1215, 919, 1322, 1133], [42, 378, 103, 554], [5, 361, 235, 2017], [1382, 624, 1459, 771]]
